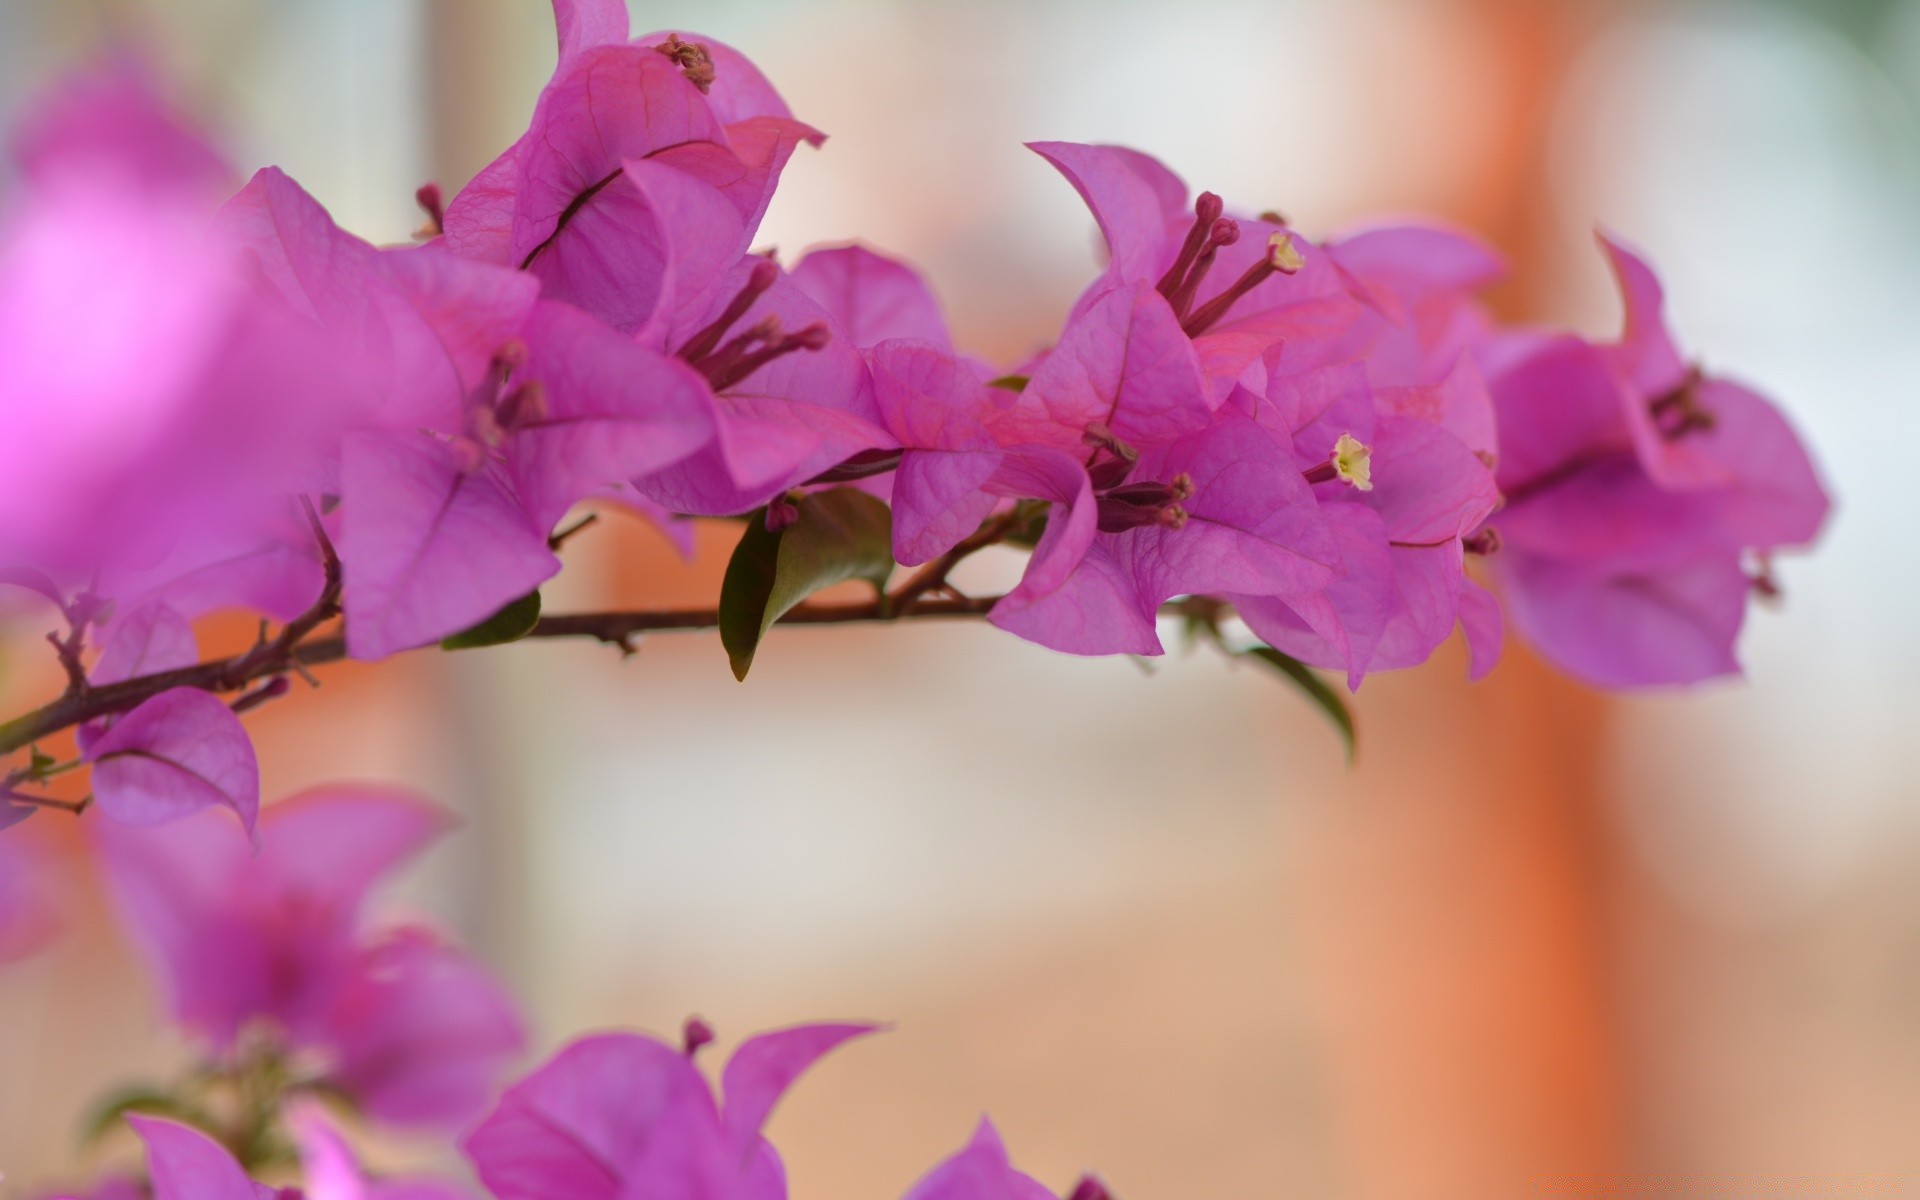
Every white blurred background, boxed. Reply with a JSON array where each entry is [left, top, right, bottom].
[[2, 1, 1919, 1197]]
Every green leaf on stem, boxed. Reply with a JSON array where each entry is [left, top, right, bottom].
[[719, 489, 895, 681], [441, 590, 542, 650], [1243, 646, 1357, 764]]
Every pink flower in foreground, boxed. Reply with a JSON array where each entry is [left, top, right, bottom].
[[1479, 234, 1830, 687], [464, 1020, 879, 1200], [91, 787, 525, 1129], [442, 8, 820, 329], [0, 59, 337, 583]]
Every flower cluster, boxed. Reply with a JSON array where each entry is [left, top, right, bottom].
[[0, 10, 1826, 832], [0, 3, 1839, 1196], [45, 785, 1092, 1200]]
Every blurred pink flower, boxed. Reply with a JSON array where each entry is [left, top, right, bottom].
[[91, 787, 525, 1129], [464, 1020, 879, 1200], [1481, 234, 1830, 686]]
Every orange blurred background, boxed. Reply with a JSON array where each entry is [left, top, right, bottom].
[[2, 1, 1917, 1198]]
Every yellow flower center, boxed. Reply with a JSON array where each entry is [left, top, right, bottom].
[[1332, 433, 1373, 492]]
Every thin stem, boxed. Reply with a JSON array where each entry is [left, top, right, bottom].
[[0, 596, 1008, 760], [889, 510, 1023, 614]]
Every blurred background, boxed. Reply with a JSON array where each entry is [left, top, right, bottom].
[[2, 0, 1918, 1197]]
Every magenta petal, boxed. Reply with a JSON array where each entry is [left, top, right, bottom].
[[721, 1022, 882, 1142], [552, 0, 629, 59], [1126, 414, 1342, 600], [1009, 282, 1211, 452], [322, 930, 527, 1129], [378, 244, 541, 407], [128, 1117, 262, 1200], [901, 1119, 1054, 1200], [254, 786, 451, 916], [987, 450, 1097, 598], [1368, 542, 1467, 672], [1026, 142, 1187, 285], [619, 157, 751, 344], [1328, 222, 1507, 298], [91, 602, 197, 686], [991, 541, 1160, 657], [1458, 577, 1504, 681], [464, 1033, 725, 1200], [1694, 380, 1832, 550], [87, 688, 259, 832], [532, 158, 744, 338], [340, 431, 560, 660], [443, 137, 526, 265], [1488, 334, 1633, 492], [649, 115, 823, 239], [1375, 353, 1497, 460], [89, 809, 265, 1043], [789, 245, 953, 351], [1235, 504, 1395, 689], [1496, 455, 1728, 568], [1597, 230, 1690, 397], [893, 450, 1003, 566], [1366, 416, 1499, 545], [511, 299, 716, 531], [1260, 360, 1371, 441], [868, 339, 994, 448], [510, 47, 727, 267], [104, 529, 325, 626], [220, 168, 536, 435], [1499, 550, 1747, 688]]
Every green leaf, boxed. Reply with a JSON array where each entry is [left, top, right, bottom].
[[1243, 646, 1357, 764], [80, 1087, 214, 1145], [986, 374, 1030, 391], [440, 589, 542, 650], [719, 489, 895, 681]]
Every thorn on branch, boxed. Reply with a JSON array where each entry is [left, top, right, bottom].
[[549, 512, 600, 551], [0, 787, 89, 815], [230, 675, 292, 716], [46, 629, 89, 696]]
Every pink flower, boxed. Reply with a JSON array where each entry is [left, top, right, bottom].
[[0, 61, 338, 583], [1479, 235, 1830, 687], [464, 1019, 879, 1200], [442, 13, 820, 323], [90, 786, 525, 1129], [1230, 359, 1503, 687], [214, 167, 565, 660], [898, 278, 1341, 656]]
